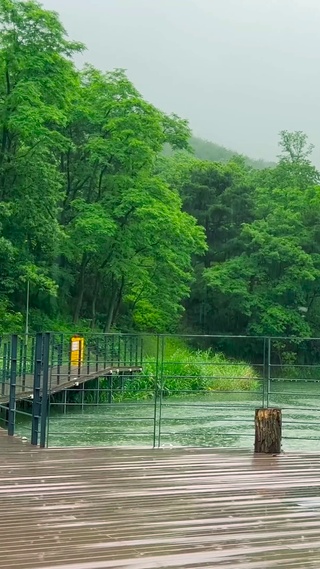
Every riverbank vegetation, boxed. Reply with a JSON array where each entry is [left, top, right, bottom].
[[1, 0, 320, 362], [114, 341, 259, 401], [95, 338, 258, 401]]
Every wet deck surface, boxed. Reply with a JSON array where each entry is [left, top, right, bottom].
[[1, 432, 320, 568]]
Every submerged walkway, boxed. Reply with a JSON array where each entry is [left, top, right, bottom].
[[1, 433, 320, 568]]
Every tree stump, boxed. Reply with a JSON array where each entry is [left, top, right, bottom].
[[254, 408, 282, 454]]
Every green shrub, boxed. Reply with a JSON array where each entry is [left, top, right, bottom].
[[115, 341, 259, 401]]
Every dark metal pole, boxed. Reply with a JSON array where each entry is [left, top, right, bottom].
[[117, 335, 121, 367], [87, 340, 90, 375], [153, 334, 160, 448], [157, 335, 165, 448], [8, 335, 18, 436], [6, 338, 11, 394], [57, 336, 62, 385], [77, 337, 82, 377], [267, 337, 271, 408], [31, 333, 42, 446], [30, 336, 35, 374], [40, 333, 50, 448], [2, 342, 7, 397], [111, 335, 115, 366], [104, 335, 107, 368], [140, 337, 144, 368], [67, 338, 71, 381], [18, 338, 23, 378], [262, 337, 266, 408], [124, 336, 127, 366], [22, 337, 27, 389], [96, 336, 99, 372], [107, 375, 112, 404]]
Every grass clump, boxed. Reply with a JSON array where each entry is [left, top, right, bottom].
[[115, 340, 259, 401]]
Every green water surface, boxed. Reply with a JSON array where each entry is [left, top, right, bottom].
[[14, 380, 320, 451]]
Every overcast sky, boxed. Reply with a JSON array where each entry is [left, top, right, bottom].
[[41, 0, 320, 162]]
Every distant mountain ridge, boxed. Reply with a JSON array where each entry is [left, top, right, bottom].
[[190, 136, 275, 169], [163, 136, 274, 169]]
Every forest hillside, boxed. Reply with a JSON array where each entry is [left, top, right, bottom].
[[0, 0, 319, 344], [164, 136, 275, 169]]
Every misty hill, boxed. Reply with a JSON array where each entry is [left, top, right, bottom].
[[164, 136, 274, 169], [190, 137, 274, 169]]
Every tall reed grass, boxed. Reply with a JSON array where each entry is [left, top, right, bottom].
[[114, 340, 259, 401]]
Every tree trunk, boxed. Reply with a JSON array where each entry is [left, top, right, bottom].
[[111, 277, 125, 328], [254, 408, 282, 454], [104, 288, 118, 333], [91, 276, 101, 328], [73, 255, 88, 324], [73, 283, 85, 324]]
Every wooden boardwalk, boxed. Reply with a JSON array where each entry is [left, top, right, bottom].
[[0, 333, 144, 406], [1, 432, 320, 568], [0, 363, 143, 403]]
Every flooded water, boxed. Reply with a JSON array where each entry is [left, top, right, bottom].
[[15, 380, 320, 451]]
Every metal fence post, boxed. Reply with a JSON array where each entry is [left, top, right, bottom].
[[8, 334, 18, 436], [153, 334, 160, 448], [40, 333, 50, 448], [2, 341, 7, 396], [104, 335, 107, 368], [57, 336, 62, 386], [31, 333, 43, 446], [22, 338, 27, 389], [262, 337, 267, 408], [157, 335, 165, 448], [30, 336, 35, 374], [77, 337, 82, 377], [96, 336, 100, 372], [266, 337, 271, 408], [6, 338, 11, 394], [110, 335, 115, 366]]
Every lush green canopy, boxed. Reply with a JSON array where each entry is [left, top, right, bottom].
[[1, 0, 320, 343], [0, 0, 206, 333], [161, 132, 320, 338]]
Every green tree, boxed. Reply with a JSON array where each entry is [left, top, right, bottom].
[[205, 183, 320, 336], [163, 131, 320, 338], [0, 0, 82, 323], [256, 131, 319, 191], [58, 66, 205, 331], [158, 156, 255, 333]]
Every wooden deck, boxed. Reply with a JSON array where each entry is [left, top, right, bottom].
[[1, 432, 320, 568], [0, 363, 143, 403]]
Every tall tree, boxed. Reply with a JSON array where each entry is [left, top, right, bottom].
[[255, 131, 319, 191], [58, 67, 205, 331], [205, 168, 320, 336], [0, 0, 83, 324], [158, 155, 255, 333]]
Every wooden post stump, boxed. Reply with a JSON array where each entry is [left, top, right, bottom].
[[254, 408, 282, 454]]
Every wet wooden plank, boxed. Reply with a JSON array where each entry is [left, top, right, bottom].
[[1, 431, 320, 567]]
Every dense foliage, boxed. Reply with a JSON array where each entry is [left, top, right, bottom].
[[1, 0, 320, 342], [0, 0, 205, 333], [161, 132, 320, 338]]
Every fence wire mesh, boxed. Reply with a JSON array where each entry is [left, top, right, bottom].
[[1, 333, 320, 450]]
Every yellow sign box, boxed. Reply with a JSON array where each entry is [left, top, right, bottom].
[[70, 335, 85, 367]]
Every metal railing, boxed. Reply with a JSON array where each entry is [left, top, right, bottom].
[[1, 333, 320, 450]]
